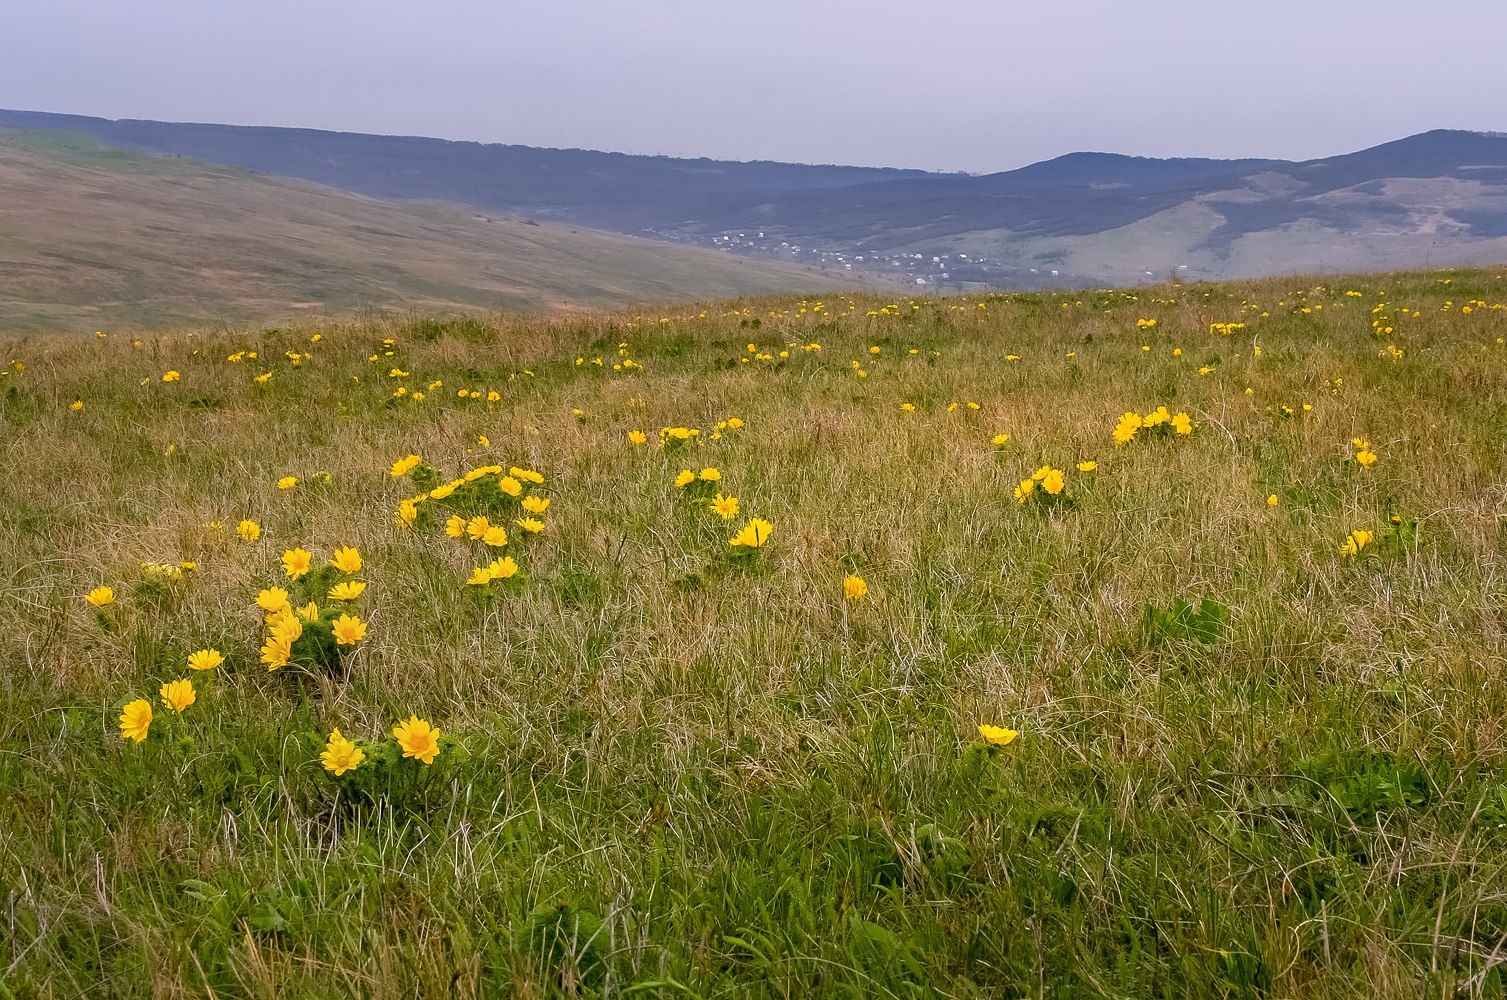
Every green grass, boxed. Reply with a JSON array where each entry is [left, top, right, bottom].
[[3, 270, 1507, 997]]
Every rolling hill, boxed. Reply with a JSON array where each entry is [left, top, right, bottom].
[[0, 129, 869, 334], [4, 110, 1505, 286]]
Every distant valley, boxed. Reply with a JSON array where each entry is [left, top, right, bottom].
[[3, 109, 1505, 291]]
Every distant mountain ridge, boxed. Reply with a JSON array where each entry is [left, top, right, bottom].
[[3, 109, 1505, 285]]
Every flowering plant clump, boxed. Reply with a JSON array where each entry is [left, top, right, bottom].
[[659, 426, 700, 451], [1013, 464, 1075, 506], [255, 546, 369, 673], [313, 716, 460, 805], [393, 455, 550, 586], [1349, 438, 1379, 468], [1339, 529, 1375, 558], [728, 517, 773, 562], [673, 466, 726, 510], [1340, 515, 1416, 560], [1113, 405, 1194, 445]]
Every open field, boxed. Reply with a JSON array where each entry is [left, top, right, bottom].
[[4, 270, 1507, 997], [0, 129, 867, 335]]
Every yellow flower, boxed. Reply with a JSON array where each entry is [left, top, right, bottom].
[[269, 609, 303, 643], [627, 430, 647, 445], [466, 566, 493, 586], [710, 493, 740, 520], [187, 648, 224, 672], [1267, 494, 1279, 507], [277, 476, 297, 490], [256, 586, 291, 613], [391, 454, 422, 477], [843, 575, 868, 601], [445, 514, 467, 539], [487, 556, 519, 580], [1171, 412, 1194, 436], [71, 400, 85, 412], [725, 417, 743, 429], [699, 468, 721, 482], [521, 495, 551, 515], [260, 634, 293, 670], [236, 519, 261, 541], [1040, 468, 1065, 495], [978, 724, 1018, 746], [466, 515, 491, 541], [729, 517, 772, 548], [1340, 529, 1374, 557], [1014, 478, 1036, 504], [330, 546, 362, 574], [1355, 449, 1378, 467], [992, 433, 1009, 447], [674, 469, 695, 488], [392, 716, 441, 764], [281, 548, 313, 579], [498, 476, 523, 497], [321, 729, 364, 776], [395, 499, 419, 528], [331, 614, 367, 645], [119, 699, 152, 742], [900, 402, 917, 413], [510, 468, 545, 485], [483, 525, 510, 546], [86, 585, 115, 607], [161, 370, 180, 382], [328, 581, 366, 601], [429, 481, 457, 500], [159, 678, 195, 713], [1113, 412, 1142, 445], [515, 517, 545, 535], [1076, 461, 1097, 473]]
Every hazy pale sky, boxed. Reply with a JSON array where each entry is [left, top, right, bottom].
[[5, 0, 1504, 173]]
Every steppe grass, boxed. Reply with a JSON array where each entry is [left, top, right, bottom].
[[3, 270, 1507, 997]]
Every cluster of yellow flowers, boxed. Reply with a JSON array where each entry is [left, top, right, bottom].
[[659, 426, 700, 450], [392, 455, 549, 585], [141, 560, 196, 583], [670, 465, 769, 552], [575, 340, 641, 373], [1113, 406, 1194, 445], [256, 546, 368, 671], [321, 715, 443, 776], [1350, 438, 1379, 468], [1340, 529, 1374, 558], [1014, 465, 1065, 504], [117, 648, 223, 741], [729, 517, 773, 551]]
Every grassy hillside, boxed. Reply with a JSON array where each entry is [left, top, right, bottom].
[[3, 270, 1507, 996], [0, 129, 867, 334]]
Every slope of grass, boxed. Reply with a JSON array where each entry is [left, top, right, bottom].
[[0, 129, 870, 335], [3, 270, 1507, 997]]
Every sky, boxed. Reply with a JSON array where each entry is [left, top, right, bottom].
[[5, 0, 1505, 174]]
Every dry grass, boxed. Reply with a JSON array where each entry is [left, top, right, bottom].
[[3, 270, 1507, 997]]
